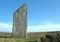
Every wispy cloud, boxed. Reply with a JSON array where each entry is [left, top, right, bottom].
[[27, 20, 60, 32], [0, 22, 12, 32], [0, 20, 60, 32]]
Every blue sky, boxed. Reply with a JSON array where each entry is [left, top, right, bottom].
[[0, 0, 60, 32]]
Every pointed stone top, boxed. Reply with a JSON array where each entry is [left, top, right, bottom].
[[14, 3, 27, 14]]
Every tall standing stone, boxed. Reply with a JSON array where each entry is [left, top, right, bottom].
[[12, 3, 27, 38]]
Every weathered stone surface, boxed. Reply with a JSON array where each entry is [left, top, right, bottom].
[[12, 3, 27, 38]]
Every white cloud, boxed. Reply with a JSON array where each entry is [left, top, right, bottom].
[[27, 21, 60, 32], [0, 22, 12, 32], [0, 20, 60, 33]]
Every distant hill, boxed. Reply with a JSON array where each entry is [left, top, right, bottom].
[[0, 31, 60, 38], [0, 32, 12, 38], [27, 31, 60, 36]]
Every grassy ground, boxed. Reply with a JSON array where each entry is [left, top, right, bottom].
[[0, 38, 38, 42], [0, 38, 26, 42], [0, 32, 60, 42], [0, 35, 40, 42]]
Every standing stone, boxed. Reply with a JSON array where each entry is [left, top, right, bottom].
[[12, 3, 27, 38]]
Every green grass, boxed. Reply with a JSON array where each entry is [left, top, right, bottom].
[[0, 35, 39, 42], [0, 38, 26, 42], [0, 32, 60, 42]]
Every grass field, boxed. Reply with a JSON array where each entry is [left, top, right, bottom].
[[0, 34, 40, 42], [0, 38, 26, 42], [0, 32, 60, 42], [0, 38, 38, 42]]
